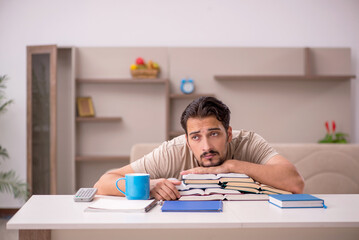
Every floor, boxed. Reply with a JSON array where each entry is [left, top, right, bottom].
[[0, 217, 18, 240]]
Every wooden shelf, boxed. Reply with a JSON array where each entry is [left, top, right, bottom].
[[303, 75, 356, 80], [170, 93, 215, 99], [76, 117, 123, 122], [76, 78, 168, 84], [214, 75, 355, 81], [75, 155, 129, 162]]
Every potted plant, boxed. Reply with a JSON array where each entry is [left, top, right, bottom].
[[318, 121, 348, 143], [0, 75, 28, 200]]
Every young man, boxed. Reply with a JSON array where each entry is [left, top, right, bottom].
[[94, 97, 304, 200]]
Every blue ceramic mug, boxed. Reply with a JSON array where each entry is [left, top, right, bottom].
[[116, 173, 150, 200]]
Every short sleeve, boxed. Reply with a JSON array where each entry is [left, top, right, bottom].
[[130, 141, 180, 179], [241, 132, 278, 164]]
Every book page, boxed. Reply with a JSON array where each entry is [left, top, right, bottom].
[[179, 194, 225, 201], [182, 174, 219, 180], [204, 188, 242, 195], [217, 173, 249, 178], [179, 189, 205, 196], [225, 194, 269, 201]]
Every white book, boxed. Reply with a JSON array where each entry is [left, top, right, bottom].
[[179, 188, 241, 196], [182, 174, 219, 180], [225, 194, 269, 201], [182, 173, 250, 180], [85, 197, 157, 213], [176, 182, 188, 190], [179, 189, 205, 196], [204, 188, 242, 195], [216, 173, 250, 178], [185, 183, 221, 189], [179, 194, 226, 201], [179, 194, 269, 201]]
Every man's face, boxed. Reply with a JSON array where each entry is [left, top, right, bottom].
[[185, 116, 232, 167]]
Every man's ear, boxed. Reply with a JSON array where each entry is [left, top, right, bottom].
[[227, 126, 233, 143]]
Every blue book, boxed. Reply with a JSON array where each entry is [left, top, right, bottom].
[[268, 194, 326, 209], [161, 200, 223, 212]]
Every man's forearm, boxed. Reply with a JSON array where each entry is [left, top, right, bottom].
[[94, 165, 136, 196], [94, 173, 126, 196], [227, 160, 304, 193]]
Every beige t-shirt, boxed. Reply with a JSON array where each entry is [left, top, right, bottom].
[[131, 130, 278, 180]]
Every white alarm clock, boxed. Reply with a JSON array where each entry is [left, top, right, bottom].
[[180, 79, 195, 94]]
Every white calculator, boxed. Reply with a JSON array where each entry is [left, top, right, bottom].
[[74, 188, 97, 202]]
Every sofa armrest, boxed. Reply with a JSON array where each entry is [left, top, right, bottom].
[[272, 144, 359, 194]]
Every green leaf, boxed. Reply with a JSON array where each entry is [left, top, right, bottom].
[[0, 75, 9, 89], [0, 170, 29, 200], [334, 132, 349, 143], [0, 99, 13, 113], [0, 145, 9, 160], [318, 134, 333, 143], [0, 75, 27, 200], [0, 75, 13, 114]]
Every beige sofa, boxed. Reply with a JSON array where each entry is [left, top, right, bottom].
[[130, 143, 359, 194]]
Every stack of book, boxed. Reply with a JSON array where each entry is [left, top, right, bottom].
[[223, 182, 292, 195], [221, 175, 260, 194], [260, 184, 293, 195], [177, 173, 292, 201], [182, 173, 222, 189]]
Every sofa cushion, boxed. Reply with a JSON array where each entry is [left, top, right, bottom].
[[130, 143, 359, 194], [272, 144, 359, 194]]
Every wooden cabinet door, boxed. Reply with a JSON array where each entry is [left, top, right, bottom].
[[27, 45, 57, 195]]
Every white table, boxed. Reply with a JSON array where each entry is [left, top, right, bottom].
[[7, 194, 359, 240]]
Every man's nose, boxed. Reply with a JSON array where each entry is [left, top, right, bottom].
[[202, 137, 212, 152]]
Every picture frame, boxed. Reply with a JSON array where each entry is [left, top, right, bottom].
[[77, 97, 95, 117]]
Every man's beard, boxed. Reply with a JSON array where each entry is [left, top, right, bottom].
[[200, 150, 225, 167]]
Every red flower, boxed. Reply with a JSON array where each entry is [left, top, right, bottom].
[[325, 121, 330, 134], [332, 121, 336, 133]]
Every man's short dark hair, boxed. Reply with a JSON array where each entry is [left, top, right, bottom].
[[180, 96, 231, 135]]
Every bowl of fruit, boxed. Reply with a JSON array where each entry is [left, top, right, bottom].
[[130, 57, 160, 79]]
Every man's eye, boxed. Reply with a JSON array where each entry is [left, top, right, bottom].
[[192, 136, 199, 141], [211, 132, 219, 137]]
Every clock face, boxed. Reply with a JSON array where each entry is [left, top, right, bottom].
[[181, 80, 194, 94], [183, 82, 194, 93]]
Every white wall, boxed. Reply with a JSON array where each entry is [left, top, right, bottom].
[[0, 0, 358, 207]]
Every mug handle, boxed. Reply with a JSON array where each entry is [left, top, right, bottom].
[[115, 177, 126, 195]]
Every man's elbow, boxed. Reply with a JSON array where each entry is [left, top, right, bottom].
[[291, 175, 305, 194], [93, 181, 99, 189], [93, 180, 102, 194], [93, 176, 107, 195]]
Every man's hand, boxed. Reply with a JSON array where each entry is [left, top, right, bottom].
[[150, 178, 181, 200], [181, 160, 237, 175]]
